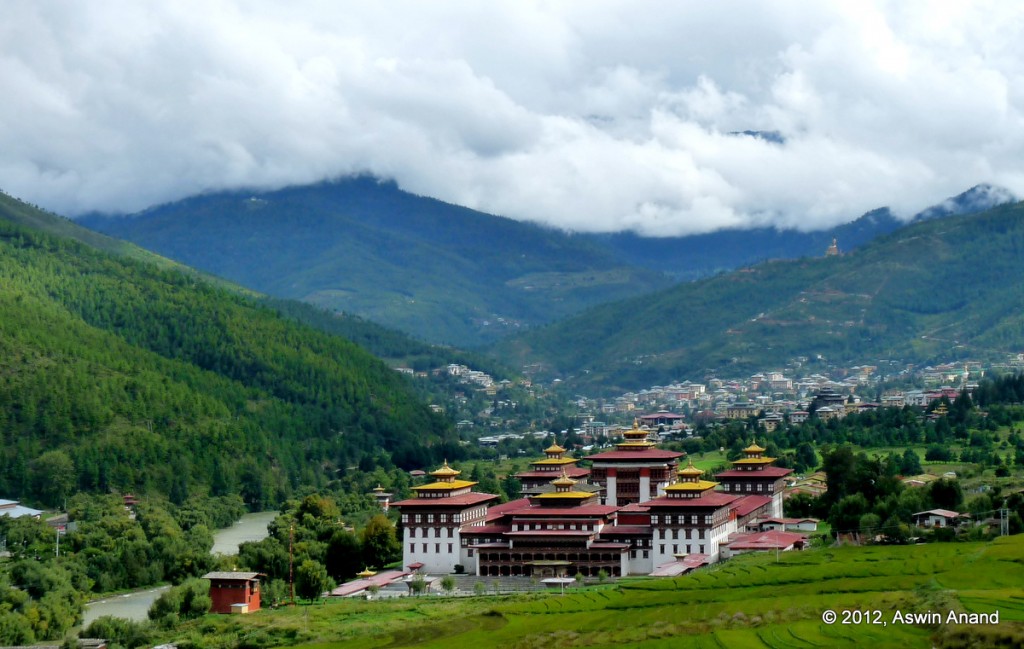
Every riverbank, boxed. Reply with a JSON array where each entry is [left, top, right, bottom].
[[83, 511, 276, 624]]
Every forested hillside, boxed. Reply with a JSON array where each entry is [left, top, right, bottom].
[[80, 177, 672, 345], [494, 200, 1024, 393], [0, 199, 459, 509]]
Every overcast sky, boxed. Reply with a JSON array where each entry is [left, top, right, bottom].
[[2, 1, 1023, 236]]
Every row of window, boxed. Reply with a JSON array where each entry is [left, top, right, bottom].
[[656, 527, 706, 540], [401, 508, 487, 526], [660, 543, 706, 555], [721, 482, 773, 492], [410, 543, 455, 554], [407, 527, 455, 539], [511, 522, 595, 532], [650, 514, 712, 525]]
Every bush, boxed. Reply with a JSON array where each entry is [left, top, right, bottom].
[[82, 616, 154, 649], [295, 560, 334, 602], [148, 579, 211, 628]]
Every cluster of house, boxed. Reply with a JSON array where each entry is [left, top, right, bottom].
[[580, 354, 1024, 427], [559, 378, 988, 448], [391, 423, 810, 580]]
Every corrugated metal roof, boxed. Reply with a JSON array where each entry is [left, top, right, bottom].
[[202, 571, 262, 580]]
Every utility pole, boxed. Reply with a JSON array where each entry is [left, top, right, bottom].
[[289, 523, 296, 605], [1001, 505, 1010, 537]]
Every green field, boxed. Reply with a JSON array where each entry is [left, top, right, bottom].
[[165, 536, 1024, 648]]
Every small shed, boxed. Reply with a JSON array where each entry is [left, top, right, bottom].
[[203, 571, 263, 614]]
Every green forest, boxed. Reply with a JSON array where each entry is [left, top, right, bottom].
[[0, 207, 464, 510], [495, 200, 1024, 393], [80, 178, 671, 346]]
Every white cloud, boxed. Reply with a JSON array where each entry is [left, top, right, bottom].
[[2, 1, 1024, 235]]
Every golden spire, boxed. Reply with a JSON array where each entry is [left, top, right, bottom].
[[430, 459, 461, 479], [544, 442, 566, 455], [678, 459, 703, 478], [551, 467, 577, 488]]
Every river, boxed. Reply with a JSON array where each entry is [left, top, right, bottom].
[[210, 510, 277, 555], [82, 510, 276, 624]]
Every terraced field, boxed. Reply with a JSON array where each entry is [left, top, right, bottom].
[[170, 536, 1024, 648]]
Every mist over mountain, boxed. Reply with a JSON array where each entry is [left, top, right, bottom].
[[583, 184, 1014, 281]]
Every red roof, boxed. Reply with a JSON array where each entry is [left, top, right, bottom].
[[598, 525, 651, 536], [649, 553, 710, 577], [759, 517, 818, 525], [715, 467, 793, 478], [329, 570, 407, 597], [390, 492, 499, 508], [644, 492, 739, 508], [588, 542, 630, 549], [731, 495, 772, 517], [617, 502, 651, 513], [585, 449, 684, 461], [505, 530, 594, 537], [486, 498, 531, 518], [508, 505, 619, 517], [516, 468, 590, 479], [461, 524, 512, 535], [725, 530, 805, 550]]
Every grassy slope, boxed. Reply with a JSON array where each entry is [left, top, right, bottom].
[[167, 535, 1024, 648], [494, 200, 1024, 392]]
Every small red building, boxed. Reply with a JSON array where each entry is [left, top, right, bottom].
[[203, 571, 263, 614]]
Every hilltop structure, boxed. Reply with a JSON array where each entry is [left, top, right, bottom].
[[395, 440, 795, 577]]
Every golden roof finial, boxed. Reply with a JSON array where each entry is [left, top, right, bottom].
[[551, 467, 578, 488], [544, 442, 566, 455], [679, 459, 703, 477], [430, 459, 461, 478]]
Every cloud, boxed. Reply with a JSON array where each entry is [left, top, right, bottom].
[[2, 1, 1024, 235]]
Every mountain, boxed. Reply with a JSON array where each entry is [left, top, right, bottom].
[[913, 183, 1017, 223], [582, 185, 1013, 281], [81, 179, 1013, 351], [0, 192, 460, 509], [79, 178, 673, 346], [492, 199, 1024, 394]]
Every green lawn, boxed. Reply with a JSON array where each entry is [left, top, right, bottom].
[[164, 536, 1024, 648]]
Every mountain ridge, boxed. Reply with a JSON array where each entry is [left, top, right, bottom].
[[80, 178, 673, 346], [79, 178, 1014, 346], [492, 198, 1024, 394]]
